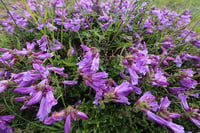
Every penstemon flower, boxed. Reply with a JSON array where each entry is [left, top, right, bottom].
[[178, 93, 200, 128], [44, 105, 88, 133], [104, 80, 133, 105], [141, 109, 184, 133], [134, 91, 159, 112], [0, 115, 15, 133], [158, 96, 181, 121]]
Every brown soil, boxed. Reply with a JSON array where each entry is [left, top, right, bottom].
[[0, 0, 19, 20]]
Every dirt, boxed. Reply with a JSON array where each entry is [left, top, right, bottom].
[[0, 0, 19, 20]]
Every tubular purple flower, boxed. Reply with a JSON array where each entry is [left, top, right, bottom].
[[169, 87, 186, 94], [190, 117, 200, 127], [27, 91, 43, 106], [178, 93, 189, 110], [26, 42, 36, 50], [80, 45, 91, 51], [76, 111, 88, 120], [142, 109, 184, 133], [13, 96, 28, 102], [37, 91, 58, 121], [179, 77, 197, 89], [14, 86, 35, 94], [33, 63, 49, 78], [0, 80, 9, 93], [114, 80, 132, 96], [44, 116, 57, 125], [189, 93, 199, 98], [167, 122, 185, 133], [64, 115, 71, 133], [37, 53, 54, 59], [61, 80, 77, 85], [52, 110, 65, 121], [92, 72, 108, 79], [0, 115, 15, 122], [91, 52, 99, 71], [134, 91, 159, 111], [192, 39, 200, 47], [0, 52, 14, 61], [168, 113, 181, 118], [159, 96, 171, 110], [127, 67, 139, 85], [0, 115, 15, 133], [48, 67, 68, 77], [113, 96, 131, 105], [174, 55, 182, 67], [151, 68, 169, 87]]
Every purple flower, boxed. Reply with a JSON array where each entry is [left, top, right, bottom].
[[11, 70, 41, 87], [178, 93, 200, 128], [141, 109, 184, 133], [181, 69, 194, 77], [37, 36, 63, 52], [0, 80, 10, 93], [174, 55, 182, 67], [162, 37, 175, 47], [134, 91, 159, 112], [27, 91, 43, 106], [178, 93, 189, 110], [180, 77, 197, 89], [192, 39, 200, 47], [64, 115, 71, 133], [158, 96, 181, 121], [14, 86, 35, 94], [37, 89, 58, 121], [67, 46, 75, 56], [48, 66, 68, 77], [0, 115, 15, 133], [91, 52, 99, 71], [104, 80, 133, 105], [61, 79, 78, 85], [78, 45, 100, 72], [169, 87, 186, 94], [45, 106, 88, 133], [151, 68, 169, 87]]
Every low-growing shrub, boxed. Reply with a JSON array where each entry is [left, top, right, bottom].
[[0, 0, 200, 132]]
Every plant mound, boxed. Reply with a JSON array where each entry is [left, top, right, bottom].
[[0, 0, 200, 132]]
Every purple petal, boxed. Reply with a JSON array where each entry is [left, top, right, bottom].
[[190, 117, 200, 127], [167, 122, 185, 133], [44, 117, 56, 125], [168, 113, 181, 118], [178, 93, 189, 110], [81, 45, 91, 51], [159, 96, 171, 110], [61, 80, 77, 85], [76, 111, 88, 120], [0, 115, 15, 122], [27, 91, 42, 106], [14, 86, 35, 94], [64, 115, 71, 133]]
